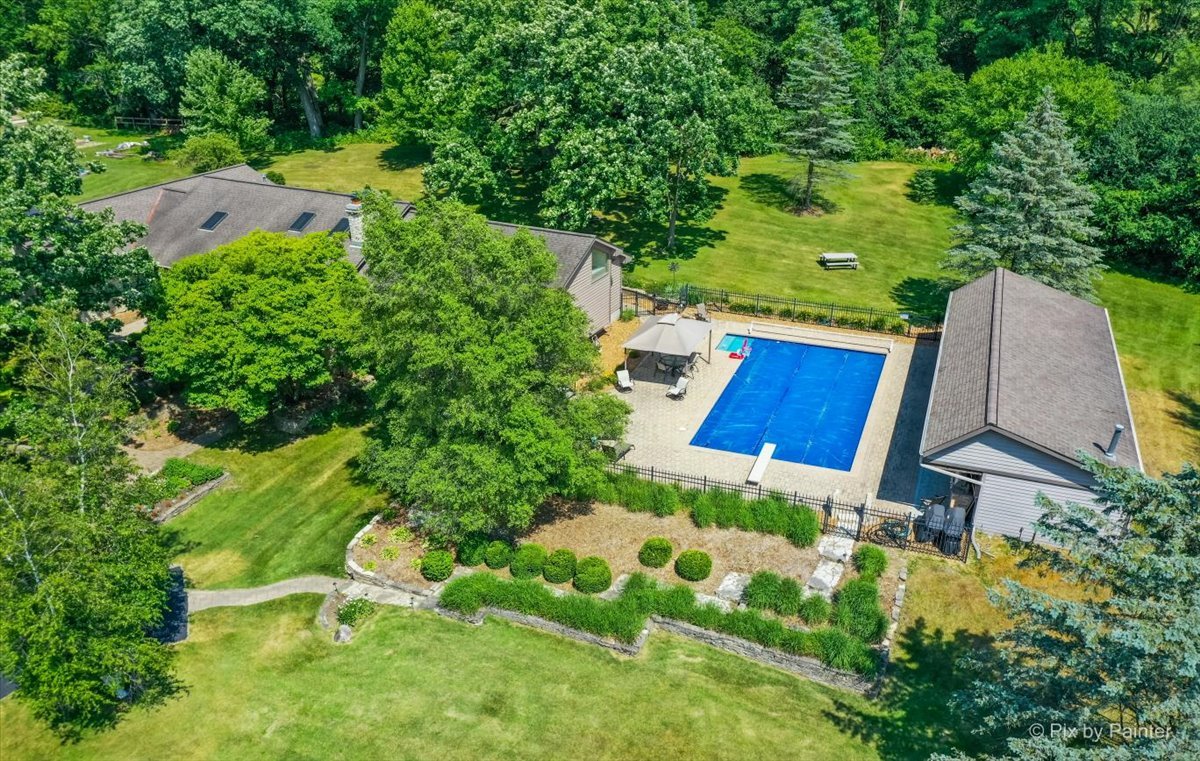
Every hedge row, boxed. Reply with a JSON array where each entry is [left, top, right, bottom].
[[439, 572, 879, 675], [456, 538, 611, 593], [595, 473, 822, 548]]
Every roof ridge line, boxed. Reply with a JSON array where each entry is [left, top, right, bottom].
[[985, 268, 1004, 427]]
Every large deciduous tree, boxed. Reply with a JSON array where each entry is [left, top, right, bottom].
[[943, 89, 1104, 299], [0, 305, 177, 736], [357, 195, 629, 540], [141, 231, 365, 424], [0, 56, 160, 347], [951, 459, 1200, 758], [179, 47, 272, 155], [778, 10, 856, 211]]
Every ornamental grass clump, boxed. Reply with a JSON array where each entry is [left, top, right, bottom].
[[834, 579, 889, 643], [638, 537, 673, 568], [852, 545, 888, 581]]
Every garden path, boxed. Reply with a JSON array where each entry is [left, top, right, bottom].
[[186, 575, 425, 613]]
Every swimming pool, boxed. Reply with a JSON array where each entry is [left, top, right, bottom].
[[690, 335, 886, 471]]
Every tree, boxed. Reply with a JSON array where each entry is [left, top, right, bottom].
[[357, 195, 629, 540], [0, 56, 160, 347], [141, 231, 365, 424], [0, 305, 177, 736], [171, 132, 244, 172], [943, 89, 1104, 299], [778, 10, 856, 211], [313, 0, 397, 131], [378, 0, 452, 142], [951, 459, 1200, 758], [180, 47, 272, 154], [951, 46, 1122, 174]]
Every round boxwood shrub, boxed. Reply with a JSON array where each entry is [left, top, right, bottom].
[[638, 537, 673, 568], [573, 556, 612, 594], [510, 543, 548, 579], [456, 533, 490, 567], [543, 548, 577, 584], [674, 549, 712, 581], [852, 545, 888, 580], [483, 540, 513, 569], [420, 550, 454, 582]]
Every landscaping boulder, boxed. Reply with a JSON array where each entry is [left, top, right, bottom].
[[334, 624, 353, 643], [715, 572, 752, 603]]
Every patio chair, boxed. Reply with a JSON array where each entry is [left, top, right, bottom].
[[916, 503, 946, 543], [655, 358, 672, 376], [666, 376, 689, 400], [681, 355, 698, 378], [615, 369, 634, 392], [696, 302, 711, 322], [940, 507, 967, 556]]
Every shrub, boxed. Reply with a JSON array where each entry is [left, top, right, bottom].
[[638, 537, 673, 568], [173, 133, 243, 172], [674, 550, 712, 581], [510, 543, 548, 579], [834, 579, 889, 643], [743, 571, 782, 610], [420, 550, 454, 582], [783, 507, 820, 547], [387, 526, 414, 545], [363, 560, 377, 572], [484, 540, 513, 569], [543, 548, 577, 584], [455, 533, 489, 565], [264, 170, 286, 185], [853, 545, 888, 580], [649, 485, 681, 517], [381, 546, 400, 562], [337, 598, 377, 627], [359, 532, 377, 547], [691, 495, 716, 528], [574, 556, 612, 594], [797, 593, 832, 625], [160, 458, 223, 486], [775, 577, 805, 616]]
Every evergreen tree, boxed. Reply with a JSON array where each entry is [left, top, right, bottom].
[[778, 10, 856, 212], [943, 88, 1104, 298], [950, 459, 1200, 759]]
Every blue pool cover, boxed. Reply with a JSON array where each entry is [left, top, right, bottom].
[[691, 335, 886, 471]]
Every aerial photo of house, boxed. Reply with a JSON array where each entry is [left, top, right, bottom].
[[2, 3, 1198, 759]]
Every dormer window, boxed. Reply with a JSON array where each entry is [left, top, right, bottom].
[[199, 211, 228, 231], [591, 249, 607, 280], [289, 211, 316, 232]]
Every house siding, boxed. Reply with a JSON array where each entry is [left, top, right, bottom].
[[566, 246, 623, 333], [974, 473, 1099, 541], [926, 430, 1095, 488]]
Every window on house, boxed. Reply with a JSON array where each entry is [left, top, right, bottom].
[[591, 249, 607, 280], [199, 211, 228, 231], [288, 211, 316, 232], [330, 217, 350, 234]]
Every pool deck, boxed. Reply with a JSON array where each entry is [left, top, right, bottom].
[[616, 318, 938, 514]]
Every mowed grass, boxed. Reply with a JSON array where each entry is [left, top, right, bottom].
[[168, 426, 384, 589], [261, 142, 427, 201], [615, 157, 958, 313], [67, 125, 190, 201], [0, 597, 889, 760]]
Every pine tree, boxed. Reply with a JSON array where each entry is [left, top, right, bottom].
[[778, 11, 856, 212], [943, 88, 1104, 298], [950, 459, 1200, 759]]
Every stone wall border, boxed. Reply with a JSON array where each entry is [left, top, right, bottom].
[[152, 473, 231, 523]]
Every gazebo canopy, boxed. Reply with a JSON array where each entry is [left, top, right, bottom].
[[622, 312, 711, 357]]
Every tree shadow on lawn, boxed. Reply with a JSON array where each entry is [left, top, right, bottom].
[[378, 144, 431, 173], [890, 277, 955, 321], [824, 617, 1000, 760], [739, 172, 841, 215], [591, 185, 729, 268], [1167, 390, 1200, 440], [906, 167, 968, 208]]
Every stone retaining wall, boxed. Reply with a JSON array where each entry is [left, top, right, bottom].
[[343, 515, 435, 596], [152, 473, 230, 523]]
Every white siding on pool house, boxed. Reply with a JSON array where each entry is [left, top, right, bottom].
[[973, 473, 1100, 540], [565, 244, 625, 333]]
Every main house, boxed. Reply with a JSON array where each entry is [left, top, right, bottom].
[[81, 165, 630, 334], [919, 268, 1142, 542]]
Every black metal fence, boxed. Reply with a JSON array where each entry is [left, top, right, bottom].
[[621, 285, 942, 341], [608, 463, 971, 561]]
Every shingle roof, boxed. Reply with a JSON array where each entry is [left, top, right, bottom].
[[80, 164, 627, 286], [921, 268, 1141, 470]]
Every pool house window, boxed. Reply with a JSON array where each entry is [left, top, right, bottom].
[[591, 249, 607, 280]]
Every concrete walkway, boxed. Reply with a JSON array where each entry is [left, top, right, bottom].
[[187, 575, 343, 612]]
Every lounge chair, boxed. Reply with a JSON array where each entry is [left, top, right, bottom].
[[696, 302, 711, 321], [681, 356, 698, 378], [940, 508, 967, 555], [615, 369, 634, 392], [666, 376, 689, 400]]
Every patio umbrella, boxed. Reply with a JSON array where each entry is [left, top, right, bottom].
[[622, 312, 712, 359]]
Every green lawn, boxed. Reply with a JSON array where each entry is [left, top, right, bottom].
[[614, 157, 959, 316], [0, 598, 890, 760], [167, 426, 385, 589], [261, 142, 427, 201], [69, 125, 190, 201]]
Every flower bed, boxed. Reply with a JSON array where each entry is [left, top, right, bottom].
[[439, 571, 880, 676]]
